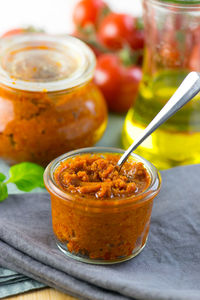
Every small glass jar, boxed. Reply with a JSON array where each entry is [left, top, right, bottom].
[[122, 0, 200, 169], [0, 34, 107, 166], [44, 147, 161, 264]]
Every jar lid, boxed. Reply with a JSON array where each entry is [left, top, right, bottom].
[[0, 34, 95, 92]]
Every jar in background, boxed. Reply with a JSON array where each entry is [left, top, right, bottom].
[[0, 34, 107, 166], [44, 147, 161, 264], [122, 0, 200, 169]]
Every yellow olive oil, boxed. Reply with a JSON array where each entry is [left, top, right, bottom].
[[122, 70, 200, 169]]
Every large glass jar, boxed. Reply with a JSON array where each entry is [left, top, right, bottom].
[[0, 34, 107, 166], [122, 0, 200, 169]]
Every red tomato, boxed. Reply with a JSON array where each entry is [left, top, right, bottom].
[[72, 30, 106, 57], [118, 66, 142, 112], [128, 17, 145, 51], [73, 0, 109, 28], [94, 53, 142, 113], [129, 29, 145, 50], [97, 13, 135, 50], [2, 28, 24, 37], [94, 54, 122, 101]]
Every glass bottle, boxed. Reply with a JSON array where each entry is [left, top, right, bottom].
[[122, 0, 200, 169]]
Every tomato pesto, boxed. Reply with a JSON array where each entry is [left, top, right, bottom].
[[0, 34, 107, 166], [54, 154, 150, 199], [43, 149, 161, 264]]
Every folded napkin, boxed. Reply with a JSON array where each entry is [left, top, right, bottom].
[[0, 267, 44, 298], [0, 164, 200, 300]]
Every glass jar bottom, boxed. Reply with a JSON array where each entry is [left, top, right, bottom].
[[56, 239, 147, 265]]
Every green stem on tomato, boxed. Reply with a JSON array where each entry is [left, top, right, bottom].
[[119, 46, 143, 66]]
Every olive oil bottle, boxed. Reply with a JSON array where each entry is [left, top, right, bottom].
[[122, 71, 200, 169], [122, 0, 200, 169]]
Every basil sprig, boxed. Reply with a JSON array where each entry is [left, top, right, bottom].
[[0, 162, 45, 202]]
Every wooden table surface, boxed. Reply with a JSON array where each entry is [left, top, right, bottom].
[[6, 288, 78, 300]]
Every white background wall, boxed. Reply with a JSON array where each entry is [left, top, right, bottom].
[[0, 0, 142, 35]]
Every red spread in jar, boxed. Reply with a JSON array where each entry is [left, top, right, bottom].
[[54, 154, 150, 199], [0, 34, 107, 166], [48, 153, 156, 262]]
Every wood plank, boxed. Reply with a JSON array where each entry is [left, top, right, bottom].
[[5, 288, 78, 300]]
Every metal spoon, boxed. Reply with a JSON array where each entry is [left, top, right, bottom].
[[117, 71, 200, 168]]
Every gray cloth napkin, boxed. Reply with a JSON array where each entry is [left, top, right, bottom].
[[0, 267, 44, 298], [0, 164, 200, 300]]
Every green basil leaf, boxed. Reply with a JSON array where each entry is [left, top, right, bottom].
[[0, 173, 6, 183], [9, 162, 45, 192], [0, 182, 8, 201]]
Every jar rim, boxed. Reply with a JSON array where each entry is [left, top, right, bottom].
[[44, 147, 161, 208], [0, 34, 96, 92]]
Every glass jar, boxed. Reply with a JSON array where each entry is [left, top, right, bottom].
[[44, 147, 161, 264], [122, 0, 200, 169], [0, 34, 107, 166]]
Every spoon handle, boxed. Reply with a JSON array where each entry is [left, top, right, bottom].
[[118, 71, 200, 167]]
